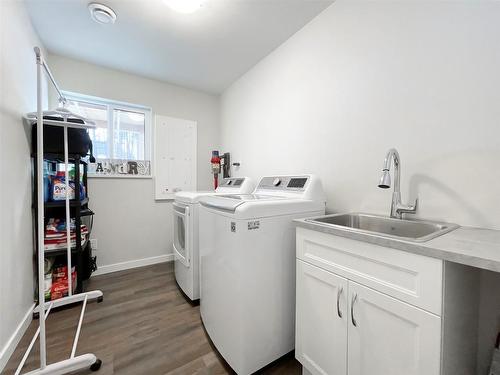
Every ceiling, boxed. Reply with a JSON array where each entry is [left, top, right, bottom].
[[25, 0, 333, 94]]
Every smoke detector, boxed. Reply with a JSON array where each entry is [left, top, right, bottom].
[[88, 3, 117, 24]]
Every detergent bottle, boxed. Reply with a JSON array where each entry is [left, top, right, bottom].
[[51, 170, 75, 201], [50, 164, 85, 201], [43, 161, 51, 202]]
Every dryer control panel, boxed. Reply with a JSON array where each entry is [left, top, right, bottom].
[[257, 176, 309, 191]]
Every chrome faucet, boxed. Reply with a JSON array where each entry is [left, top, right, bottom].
[[378, 148, 418, 219]]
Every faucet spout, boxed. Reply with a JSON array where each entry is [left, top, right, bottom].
[[378, 148, 400, 191], [377, 148, 417, 219]]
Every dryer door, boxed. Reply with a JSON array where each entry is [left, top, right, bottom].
[[173, 202, 190, 266]]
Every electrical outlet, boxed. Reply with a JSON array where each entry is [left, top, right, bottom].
[[90, 238, 98, 250]]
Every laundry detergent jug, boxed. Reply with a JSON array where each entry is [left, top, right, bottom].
[[51, 169, 85, 201]]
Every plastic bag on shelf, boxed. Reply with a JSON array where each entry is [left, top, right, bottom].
[[50, 265, 77, 301]]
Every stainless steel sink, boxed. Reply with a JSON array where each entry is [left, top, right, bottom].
[[306, 213, 459, 242]]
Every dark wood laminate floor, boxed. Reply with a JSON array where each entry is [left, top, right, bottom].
[[3, 262, 301, 375]]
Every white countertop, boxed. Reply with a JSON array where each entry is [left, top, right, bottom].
[[294, 220, 500, 273]]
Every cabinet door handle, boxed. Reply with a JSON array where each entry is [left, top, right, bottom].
[[337, 286, 344, 318], [351, 293, 358, 327]]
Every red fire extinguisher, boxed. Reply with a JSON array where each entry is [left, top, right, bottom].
[[211, 151, 221, 189]]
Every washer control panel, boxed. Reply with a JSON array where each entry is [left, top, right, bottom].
[[221, 178, 245, 187], [258, 176, 309, 191]]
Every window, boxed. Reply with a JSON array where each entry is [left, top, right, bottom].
[[63, 92, 151, 161]]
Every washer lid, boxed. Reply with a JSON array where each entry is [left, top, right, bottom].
[[174, 190, 218, 204], [174, 177, 255, 203], [199, 194, 323, 218], [216, 194, 284, 201], [200, 194, 286, 211]]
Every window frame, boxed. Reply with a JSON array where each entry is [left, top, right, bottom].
[[62, 91, 153, 179]]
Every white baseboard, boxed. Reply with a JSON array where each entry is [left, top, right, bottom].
[[0, 303, 35, 373], [92, 254, 173, 276]]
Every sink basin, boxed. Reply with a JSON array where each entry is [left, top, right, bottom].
[[306, 213, 459, 242]]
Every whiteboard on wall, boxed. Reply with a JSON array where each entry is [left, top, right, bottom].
[[154, 115, 197, 200]]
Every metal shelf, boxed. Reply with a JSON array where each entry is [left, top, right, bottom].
[[44, 197, 89, 208], [34, 153, 89, 164], [44, 239, 89, 256]]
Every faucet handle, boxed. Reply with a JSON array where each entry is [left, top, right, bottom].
[[396, 198, 418, 216]]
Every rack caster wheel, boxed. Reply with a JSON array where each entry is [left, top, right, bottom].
[[90, 359, 102, 371], [97, 296, 104, 303]]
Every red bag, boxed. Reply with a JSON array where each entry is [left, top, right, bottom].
[[51, 266, 77, 301]]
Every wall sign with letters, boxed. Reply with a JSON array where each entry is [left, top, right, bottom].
[[89, 159, 151, 177]]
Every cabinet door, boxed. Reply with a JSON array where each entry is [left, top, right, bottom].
[[296, 260, 348, 375], [347, 281, 441, 375]]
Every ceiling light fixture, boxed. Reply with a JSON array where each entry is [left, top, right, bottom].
[[163, 0, 205, 14], [88, 3, 117, 24]]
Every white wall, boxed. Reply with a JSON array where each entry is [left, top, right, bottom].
[[47, 54, 220, 270], [0, 1, 47, 370], [222, 0, 500, 230], [220, 1, 500, 373]]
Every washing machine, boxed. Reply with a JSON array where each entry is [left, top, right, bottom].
[[173, 177, 255, 301], [198, 175, 326, 374]]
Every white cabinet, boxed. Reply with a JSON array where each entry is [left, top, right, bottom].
[[296, 227, 443, 315], [296, 227, 479, 375], [296, 260, 441, 375], [347, 281, 441, 375], [296, 260, 348, 375]]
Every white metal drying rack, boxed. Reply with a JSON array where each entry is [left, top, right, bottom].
[[16, 47, 103, 375]]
